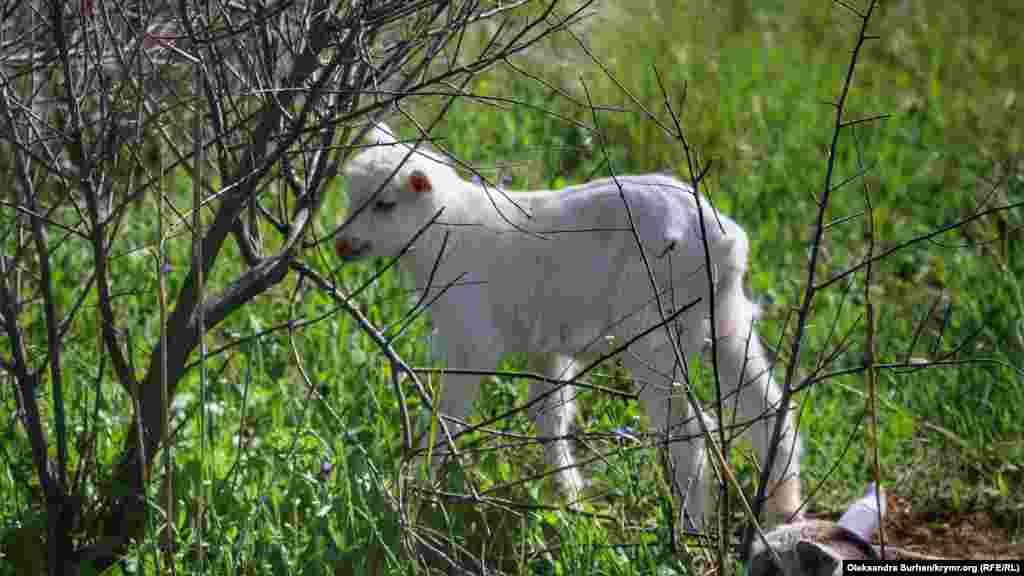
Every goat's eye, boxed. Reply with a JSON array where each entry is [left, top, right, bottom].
[[372, 200, 397, 213]]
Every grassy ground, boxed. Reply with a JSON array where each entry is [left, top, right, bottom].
[[425, 0, 1024, 518], [2, 0, 1021, 573]]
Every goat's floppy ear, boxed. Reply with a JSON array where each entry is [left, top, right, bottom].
[[371, 123, 397, 145], [408, 170, 433, 194]]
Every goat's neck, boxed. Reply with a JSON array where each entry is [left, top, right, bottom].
[[406, 176, 543, 281], [442, 176, 542, 228]]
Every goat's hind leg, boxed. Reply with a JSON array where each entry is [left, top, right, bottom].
[[528, 353, 585, 506], [624, 344, 715, 529], [715, 283, 803, 523]]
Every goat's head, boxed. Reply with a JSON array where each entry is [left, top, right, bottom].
[[336, 124, 452, 261]]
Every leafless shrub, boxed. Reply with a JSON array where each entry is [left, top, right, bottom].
[[0, 0, 582, 572]]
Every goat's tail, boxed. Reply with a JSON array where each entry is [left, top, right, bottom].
[[709, 222, 759, 341]]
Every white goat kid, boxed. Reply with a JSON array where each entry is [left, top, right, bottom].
[[336, 125, 803, 527]]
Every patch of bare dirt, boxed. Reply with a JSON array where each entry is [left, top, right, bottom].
[[876, 493, 1023, 559]]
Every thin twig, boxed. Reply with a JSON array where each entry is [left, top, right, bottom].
[[743, 0, 880, 559]]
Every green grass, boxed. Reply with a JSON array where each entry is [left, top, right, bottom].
[[2, 1, 1022, 573], [426, 0, 1024, 518]]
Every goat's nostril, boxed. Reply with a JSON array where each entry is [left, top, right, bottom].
[[336, 237, 354, 257]]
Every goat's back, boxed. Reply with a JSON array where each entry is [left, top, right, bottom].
[[468, 174, 743, 355]]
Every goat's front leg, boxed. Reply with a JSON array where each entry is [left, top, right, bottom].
[[624, 343, 714, 530], [418, 292, 503, 483], [420, 371, 480, 467], [419, 334, 502, 485]]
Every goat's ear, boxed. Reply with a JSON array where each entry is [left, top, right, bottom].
[[371, 123, 397, 145], [408, 170, 433, 194]]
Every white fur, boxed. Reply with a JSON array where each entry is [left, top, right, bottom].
[[336, 125, 803, 527]]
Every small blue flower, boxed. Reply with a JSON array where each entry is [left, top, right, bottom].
[[611, 426, 639, 442]]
